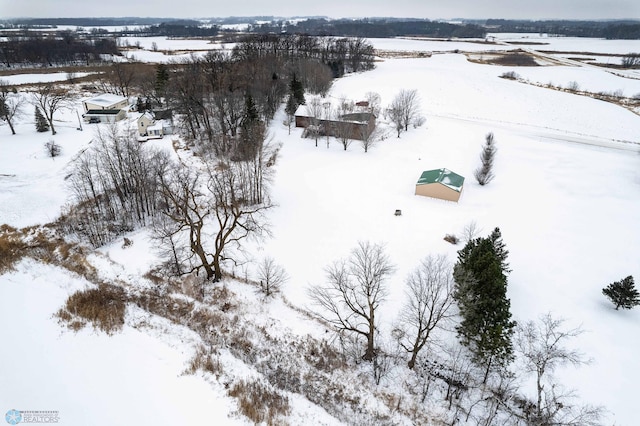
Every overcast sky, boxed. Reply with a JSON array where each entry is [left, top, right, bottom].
[[1, 0, 639, 21]]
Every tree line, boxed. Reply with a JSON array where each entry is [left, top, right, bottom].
[[484, 19, 640, 39], [253, 18, 486, 39], [0, 32, 119, 68]]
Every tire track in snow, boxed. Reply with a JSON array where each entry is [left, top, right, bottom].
[[431, 112, 640, 152]]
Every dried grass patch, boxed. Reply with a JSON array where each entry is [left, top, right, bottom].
[[57, 284, 127, 334], [229, 379, 290, 425]]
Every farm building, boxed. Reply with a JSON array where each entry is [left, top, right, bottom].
[[82, 94, 129, 113], [415, 168, 465, 202], [82, 109, 127, 123], [294, 106, 376, 141]]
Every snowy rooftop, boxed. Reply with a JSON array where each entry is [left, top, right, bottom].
[[84, 93, 128, 106], [416, 168, 465, 192]]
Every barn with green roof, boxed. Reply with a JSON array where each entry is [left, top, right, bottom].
[[415, 168, 464, 202]]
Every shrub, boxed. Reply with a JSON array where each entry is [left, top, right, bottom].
[[444, 234, 459, 245], [228, 379, 290, 424], [500, 71, 519, 80], [184, 345, 222, 377], [566, 81, 580, 92], [57, 284, 127, 334], [44, 140, 62, 158], [0, 225, 26, 273]]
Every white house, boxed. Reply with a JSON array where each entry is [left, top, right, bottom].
[[137, 111, 169, 140]]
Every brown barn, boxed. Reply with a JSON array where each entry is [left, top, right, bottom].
[[295, 107, 376, 141], [415, 168, 465, 202]]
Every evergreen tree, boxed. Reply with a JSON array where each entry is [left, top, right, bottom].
[[453, 227, 515, 382], [35, 107, 49, 133], [603, 276, 640, 310], [290, 73, 305, 106], [474, 132, 497, 185], [136, 97, 145, 112], [285, 93, 298, 118], [284, 93, 298, 135], [155, 63, 169, 106], [237, 93, 262, 161], [242, 93, 259, 125]]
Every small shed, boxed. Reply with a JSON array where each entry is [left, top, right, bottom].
[[415, 168, 465, 202]]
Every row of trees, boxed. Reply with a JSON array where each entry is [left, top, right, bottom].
[[1, 79, 76, 136], [253, 18, 486, 39], [0, 33, 119, 68], [63, 115, 278, 283], [232, 34, 376, 77], [309, 229, 603, 424]]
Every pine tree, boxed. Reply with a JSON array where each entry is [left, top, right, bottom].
[[243, 93, 259, 125], [155, 63, 169, 106], [284, 94, 298, 135], [237, 93, 263, 161], [474, 132, 497, 185], [603, 276, 640, 310], [290, 73, 305, 106], [35, 107, 49, 133], [453, 227, 515, 382]]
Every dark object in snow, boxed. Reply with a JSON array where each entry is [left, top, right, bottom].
[[603, 275, 639, 310], [394, 209, 402, 216]]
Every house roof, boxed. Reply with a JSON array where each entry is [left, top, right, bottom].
[[416, 168, 465, 192], [339, 112, 374, 123], [84, 94, 127, 107], [84, 109, 124, 116], [153, 109, 173, 120], [138, 111, 155, 122]]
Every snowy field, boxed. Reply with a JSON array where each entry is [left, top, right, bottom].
[[0, 72, 91, 86], [489, 32, 640, 55], [1, 35, 640, 425]]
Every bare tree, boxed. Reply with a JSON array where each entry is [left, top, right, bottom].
[[31, 83, 73, 135], [395, 254, 455, 369], [157, 165, 214, 278], [474, 132, 497, 186], [461, 220, 482, 243], [333, 97, 355, 151], [364, 91, 382, 117], [621, 53, 640, 68], [44, 139, 62, 158], [387, 89, 421, 138], [359, 125, 386, 153], [100, 62, 137, 98], [160, 158, 273, 283], [0, 80, 24, 135], [257, 256, 289, 297], [308, 241, 395, 361], [515, 313, 602, 425], [305, 96, 324, 147]]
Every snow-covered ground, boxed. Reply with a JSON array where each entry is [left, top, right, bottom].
[[0, 72, 91, 86], [489, 32, 640, 55], [1, 36, 640, 425]]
